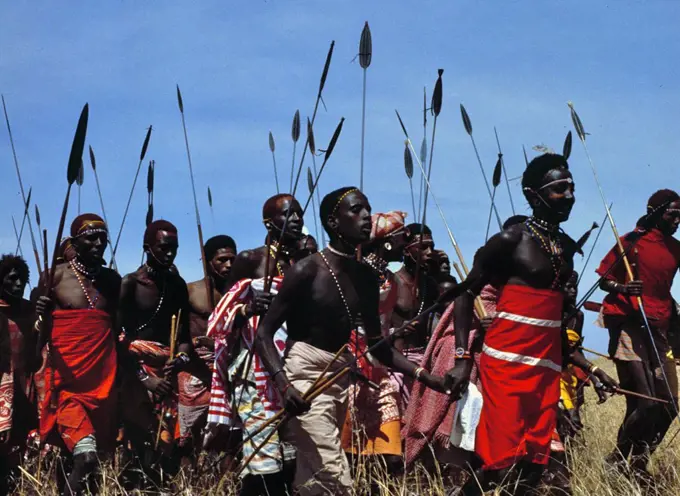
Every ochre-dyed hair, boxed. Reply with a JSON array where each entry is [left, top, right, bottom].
[[647, 189, 679, 212], [521, 153, 569, 200], [144, 220, 178, 247], [0, 254, 29, 285], [405, 223, 432, 242], [320, 186, 359, 235], [70, 213, 106, 238], [262, 194, 295, 222], [204, 235, 237, 260]]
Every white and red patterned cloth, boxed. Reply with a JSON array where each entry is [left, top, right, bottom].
[[0, 315, 27, 434]]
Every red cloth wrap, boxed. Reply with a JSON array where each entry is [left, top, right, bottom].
[[476, 285, 563, 470], [596, 228, 680, 326], [40, 309, 117, 452]]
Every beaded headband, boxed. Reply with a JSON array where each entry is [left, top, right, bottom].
[[74, 220, 108, 238], [332, 188, 359, 215], [538, 177, 573, 191]]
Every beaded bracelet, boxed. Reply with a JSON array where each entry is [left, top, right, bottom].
[[414, 367, 425, 380]]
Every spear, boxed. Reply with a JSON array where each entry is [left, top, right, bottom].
[[484, 157, 503, 242], [575, 221, 599, 256], [88, 146, 117, 269], [577, 207, 610, 286], [35, 204, 44, 260], [404, 143, 417, 220], [358, 21, 372, 191], [11, 216, 32, 291], [14, 187, 31, 256], [568, 101, 679, 418], [461, 104, 502, 230], [289, 109, 301, 193], [146, 160, 155, 228], [207, 186, 214, 225], [421, 70, 443, 227], [493, 127, 515, 214], [417, 87, 428, 221], [291, 41, 335, 196], [110, 125, 153, 265], [307, 118, 325, 246], [2, 95, 42, 276], [47, 103, 89, 294], [269, 131, 279, 194], [76, 159, 84, 214], [307, 167, 321, 244], [301, 118, 345, 215], [522, 145, 529, 166], [176, 85, 213, 309], [563, 130, 573, 160]]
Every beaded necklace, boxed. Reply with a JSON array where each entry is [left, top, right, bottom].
[[318, 250, 355, 328], [362, 253, 389, 282], [268, 244, 285, 277], [134, 265, 167, 333], [69, 259, 100, 309], [525, 217, 564, 289], [327, 244, 356, 259]]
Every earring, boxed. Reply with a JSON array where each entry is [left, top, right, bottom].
[[384, 242, 392, 251]]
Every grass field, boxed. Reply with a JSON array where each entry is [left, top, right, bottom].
[[11, 359, 680, 495]]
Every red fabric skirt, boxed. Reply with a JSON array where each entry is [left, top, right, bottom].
[[40, 309, 117, 452], [476, 285, 563, 470]]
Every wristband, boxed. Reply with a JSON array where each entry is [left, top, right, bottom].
[[176, 352, 190, 364], [271, 368, 285, 379], [589, 365, 599, 374], [414, 367, 425, 380], [240, 304, 249, 317]]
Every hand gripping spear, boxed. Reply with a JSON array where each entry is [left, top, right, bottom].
[[358, 21, 372, 191], [110, 125, 153, 265], [568, 101, 680, 420], [88, 146, 117, 270], [2, 95, 43, 276], [493, 127, 516, 215], [461, 104, 502, 230], [176, 85, 213, 309], [268, 131, 279, 194]]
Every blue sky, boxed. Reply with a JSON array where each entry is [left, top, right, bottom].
[[1, 1, 679, 352]]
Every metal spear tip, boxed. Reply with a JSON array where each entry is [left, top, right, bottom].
[[292, 110, 301, 142], [208, 186, 213, 208], [140, 125, 153, 161], [67, 103, 90, 185], [404, 144, 414, 179], [146, 204, 154, 227], [319, 41, 335, 96], [423, 87, 427, 128], [563, 131, 573, 160], [35, 204, 41, 227], [359, 22, 372, 69], [76, 159, 85, 186], [269, 131, 275, 153], [147, 160, 155, 194], [323, 117, 345, 163], [420, 136, 427, 165], [176, 85, 184, 113], [432, 69, 443, 117], [567, 102, 586, 142], [307, 167, 314, 194], [394, 109, 409, 138], [25, 187, 32, 212], [460, 104, 472, 136], [307, 117, 316, 154], [89, 145, 98, 172], [492, 157, 502, 188]]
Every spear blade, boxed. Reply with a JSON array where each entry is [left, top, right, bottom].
[[563, 131, 573, 160], [322, 117, 344, 163], [67, 104, 89, 185], [76, 159, 84, 186], [147, 160, 154, 195], [492, 155, 502, 188], [140, 125, 153, 161], [307, 117, 316, 154], [318, 41, 335, 97], [575, 221, 599, 255], [307, 167, 314, 195], [176, 85, 184, 114], [359, 22, 372, 69], [207, 186, 213, 208], [89, 145, 96, 171], [460, 104, 472, 136], [395, 110, 409, 139], [35, 204, 41, 227], [568, 102, 586, 142], [292, 110, 301, 143], [431, 69, 443, 117], [404, 144, 414, 179], [423, 86, 427, 129], [146, 204, 154, 227], [269, 131, 275, 153]]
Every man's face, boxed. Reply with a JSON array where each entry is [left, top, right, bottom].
[[270, 197, 304, 241], [405, 234, 436, 270], [72, 231, 107, 264], [1, 268, 26, 300], [333, 191, 372, 244], [209, 247, 236, 280], [436, 250, 451, 275], [534, 168, 575, 223], [658, 200, 680, 236], [564, 273, 578, 304], [147, 230, 179, 268]]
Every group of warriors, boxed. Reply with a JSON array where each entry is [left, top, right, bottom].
[[1, 152, 680, 495]]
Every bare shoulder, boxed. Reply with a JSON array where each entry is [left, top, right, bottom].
[[287, 253, 320, 278], [100, 266, 122, 284]]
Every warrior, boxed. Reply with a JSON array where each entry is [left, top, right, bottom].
[[180, 235, 237, 458], [206, 194, 304, 496], [390, 223, 440, 413], [117, 220, 191, 477], [35, 214, 120, 495], [341, 211, 409, 475], [435, 249, 453, 280], [597, 189, 680, 479], [255, 187, 446, 495], [445, 154, 617, 495], [0, 255, 40, 494]]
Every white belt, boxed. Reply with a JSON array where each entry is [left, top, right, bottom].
[[482, 344, 561, 373]]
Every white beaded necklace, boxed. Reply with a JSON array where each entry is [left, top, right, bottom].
[[69, 259, 100, 309], [327, 244, 356, 259], [319, 250, 355, 328], [134, 266, 167, 333]]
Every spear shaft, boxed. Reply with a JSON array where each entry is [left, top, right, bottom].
[[493, 127, 515, 215], [577, 207, 610, 286], [88, 147, 117, 270], [2, 95, 42, 276]]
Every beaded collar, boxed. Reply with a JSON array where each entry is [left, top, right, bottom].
[[525, 217, 563, 289], [318, 251, 355, 328], [327, 244, 356, 259], [69, 259, 100, 309]]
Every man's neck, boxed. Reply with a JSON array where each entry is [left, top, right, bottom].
[[209, 274, 227, 294]]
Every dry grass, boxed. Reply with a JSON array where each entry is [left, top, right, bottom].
[[10, 360, 680, 494]]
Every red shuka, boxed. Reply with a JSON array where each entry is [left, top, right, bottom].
[[40, 309, 117, 452], [476, 284, 563, 470], [597, 228, 680, 326]]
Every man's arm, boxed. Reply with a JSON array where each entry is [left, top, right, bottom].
[[226, 250, 255, 288], [254, 260, 313, 415]]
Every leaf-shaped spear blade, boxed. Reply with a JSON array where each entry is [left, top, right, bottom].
[[292, 110, 301, 143], [575, 221, 599, 255], [269, 131, 279, 194], [176, 85, 184, 114], [67, 104, 89, 184], [35, 204, 41, 228], [568, 102, 586, 142], [146, 204, 154, 227], [89, 145, 96, 171], [307, 167, 314, 195], [404, 144, 414, 179], [318, 41, 335, 97], [269, 131, 275, 153], [76, 159, 84, 186], [302, 117, 345, 215], [147, 160, 155, 195], [140, 125, 152, 161], [563, 131, 573, 160], [492, 155, 503, 188], [431, 69, 443, 117], [207, 186, 213, 208], [307, 118, 316, 154], [460, 104, 472, 136], [359, 22, 372, 69]]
